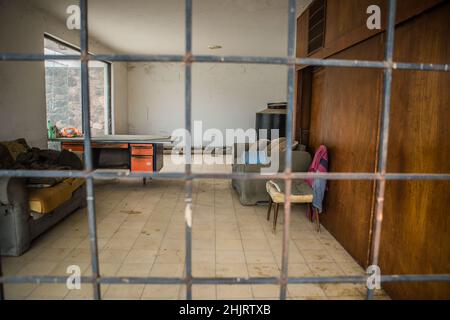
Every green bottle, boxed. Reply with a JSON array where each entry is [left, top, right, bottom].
[[47, 120, 55, 139]]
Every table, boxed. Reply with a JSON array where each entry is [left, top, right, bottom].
[[49, 135, 171, 184]]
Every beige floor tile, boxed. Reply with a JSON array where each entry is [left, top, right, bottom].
[[104, 284, 145, 299], [63, 248, 92, 263], [98, 249, 129, 264], [49, 237, 85, 250], [192, 230, 215, 241], [216, 239, 243, 251], [150, 263, 184, 277], [64, 284, 96, 300], [216, 263, 249, 277], [192, 250, 215, 264], [217, 285, 253, 299], [245, 250, 276, 264], [252, 285, 280, 298], [192, 239, 216, 251], [116, 263, 152, 277], [273, 251, 306, 265], [28, 284, 70, 299], [17, 261, 59, 276], [160, 238, 185, 251], [294, 238, 325, 251], [179, 285, 217, 300], [216, 250, 246, 264], [155, 249, 185, 264], [308, 262, 345, 276], [34, 247, 73, 262], [240, 231, 267, 240], [193, 262, 215, 277], [287, 263, 313, 277], [132, 234, 163, 250], [326, 248, 355, 263], [288, 284, 327, 298], [3, 284, 37, 299], [98, 261, 121, 276], [104, 237, 136, 250], [322, 284, 366, 298], [216, 229, 241, 240], [339, 261, 366, 275], [141, 285, 180, 300], [123, 249, 157, 264], [300, 249, 335, 263], [247, 263, 279, 277], [242, 239, 271, 251]]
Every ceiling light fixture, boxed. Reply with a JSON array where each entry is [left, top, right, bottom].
[[208, 45, 223, 50]]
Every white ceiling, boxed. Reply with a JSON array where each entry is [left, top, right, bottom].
[[31, 0, 312, 55]]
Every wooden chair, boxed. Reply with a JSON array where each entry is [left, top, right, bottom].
[[266, 180, 321, 232]]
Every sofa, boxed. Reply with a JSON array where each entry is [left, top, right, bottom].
[[0, 139, 86, 256], [232, 139, 312, 205]]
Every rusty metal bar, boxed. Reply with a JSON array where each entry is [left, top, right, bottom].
[[0, 170, 450, 181], [279, 0, 297, 300], [2, 53, 450, 73], [79, 0, 101, 300], [184, 0, 193, 301], [1, 274, 449, 285], [367, 0, 397, 300]]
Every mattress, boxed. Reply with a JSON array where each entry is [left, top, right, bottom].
[[28, 178, 85, 214]]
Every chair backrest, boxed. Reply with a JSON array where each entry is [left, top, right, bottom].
[[277, 150, 312, 172], [268, 137, 287, 153]]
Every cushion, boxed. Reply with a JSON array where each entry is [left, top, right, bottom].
[[268, 138, 286, 152], [240, 151, 269, 165], [266, 180, 313, 203], [28, 178, 85, 214]]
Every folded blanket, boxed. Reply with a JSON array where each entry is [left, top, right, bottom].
[[0, 142, 83, 188]]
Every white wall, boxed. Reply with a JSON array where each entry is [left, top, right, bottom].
[[127, 0, 289, 146], [0, 0, 128, 148], [127, 62, 286, 146]]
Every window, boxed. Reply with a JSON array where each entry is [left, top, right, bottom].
[[44, 35, 111, 136]]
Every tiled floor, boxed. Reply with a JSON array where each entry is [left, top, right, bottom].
[[2, 155, 389, 300]]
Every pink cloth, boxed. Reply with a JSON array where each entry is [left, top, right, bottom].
[[306, 145, 328, 187]]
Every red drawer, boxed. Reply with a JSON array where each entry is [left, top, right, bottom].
[[131, 144, 153, 156], [131, 156, 153, 172], [62, 143, 84, 152], [93, 143, 128, 149]]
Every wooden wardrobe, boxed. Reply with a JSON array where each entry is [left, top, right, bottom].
[[295, 0, 450, 299]]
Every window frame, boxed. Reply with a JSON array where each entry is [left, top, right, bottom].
[[43, 33, 112, 135]]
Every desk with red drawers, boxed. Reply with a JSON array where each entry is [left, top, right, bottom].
[[50, 135, 170, 181]]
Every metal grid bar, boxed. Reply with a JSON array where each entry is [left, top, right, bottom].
[[0, 0, 449, 301], [279, 0, 297, 300], [367, 0, 397, 300], [1, 274, 449, 285], [1, 170, 450, 181], [184, 0, 193, 301], [79, 0, 101, 300], [2, 53, 450, 73]]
